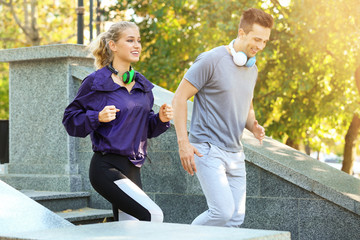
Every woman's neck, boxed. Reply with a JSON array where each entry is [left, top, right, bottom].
[[112, 59, 131, 75]]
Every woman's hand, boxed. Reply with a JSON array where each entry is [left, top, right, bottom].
[[98, 105, 120, 123], [159, 103, 173, 122]]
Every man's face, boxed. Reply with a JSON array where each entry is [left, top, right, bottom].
[[239, 24, 271, 58]]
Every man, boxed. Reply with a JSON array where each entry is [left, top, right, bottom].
[[172, 8, 273, 227]]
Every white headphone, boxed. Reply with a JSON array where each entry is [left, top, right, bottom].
[[228, 39, 256, 67]]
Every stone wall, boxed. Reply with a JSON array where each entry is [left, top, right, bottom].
[[0, 45, 94, 192], [143, 114, 360, 240], [1, 44, 359, 240]]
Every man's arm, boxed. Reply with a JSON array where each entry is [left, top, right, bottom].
[[245, 101, 265, 144], [172, 79, 203, 175]]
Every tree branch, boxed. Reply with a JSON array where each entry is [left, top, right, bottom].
[[46, 34, 77, 44], [23, 0, 29, 30], [254, 90, 277, 101], [269, 0, 290, 18], [6, 0, 29, 37], [31, 0, 37, 31], [0, 0, 11, 6], [0, 37, 28, 45]]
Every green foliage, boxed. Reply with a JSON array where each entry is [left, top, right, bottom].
[[104, 0, 261, 91], [0, 0, 77, 47], [105, 0, 360, 154], [1, 0, 359, 154], [0, 64, 9, 119], [255, 0, 360, 152], [0, 0, 78, 120]]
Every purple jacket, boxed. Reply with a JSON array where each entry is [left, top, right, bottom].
[[62, 66, 170, 167]]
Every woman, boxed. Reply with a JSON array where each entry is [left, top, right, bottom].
[[62, 21, 173, 222]]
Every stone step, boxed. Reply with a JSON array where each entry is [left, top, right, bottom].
[[21, 190, 114, 224], [56, 207, 114, 225], [21, 190, 90, 212], [0, 174, 82, 192], [1, 221, 291, 240], [0, 180, 73, 236]]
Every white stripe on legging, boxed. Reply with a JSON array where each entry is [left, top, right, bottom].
[[113, 178, 163, 222]]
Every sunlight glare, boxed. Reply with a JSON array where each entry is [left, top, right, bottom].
[[262, 0, 291, 9], [279, 0, 291, 7], [100, 0, 118, 7]]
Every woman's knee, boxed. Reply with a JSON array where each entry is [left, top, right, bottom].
[[148, 206, 164, 222]]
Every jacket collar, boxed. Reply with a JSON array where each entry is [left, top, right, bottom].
[[91, 66, 154, 92]]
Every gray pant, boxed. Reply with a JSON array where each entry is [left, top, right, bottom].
[[191, 142, 246, 227]]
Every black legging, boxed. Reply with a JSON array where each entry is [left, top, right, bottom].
[[89, 152, 163, 222]]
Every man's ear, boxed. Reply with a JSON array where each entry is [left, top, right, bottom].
[[237, 28, 246, 39], [108, 40, 117, 52]]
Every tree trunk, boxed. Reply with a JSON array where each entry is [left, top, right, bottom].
[[305, 144, 311, 155], [342, 114, 360, 174], [342, 65, 360, 174], [355, 66, 360, 94], [286, 137, 300, 150], [6, 0, 41, 46]]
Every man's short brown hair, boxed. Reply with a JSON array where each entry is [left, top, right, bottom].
[[239, 8, 274, 34]]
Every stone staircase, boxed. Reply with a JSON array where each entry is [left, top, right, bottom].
[[1, 180, 291, 240], [21, 190, 114, 225]]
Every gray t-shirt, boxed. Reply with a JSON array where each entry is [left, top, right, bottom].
[[184, 46, 258, 152]]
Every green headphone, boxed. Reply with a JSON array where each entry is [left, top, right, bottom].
[[108, 63, 135, 84]]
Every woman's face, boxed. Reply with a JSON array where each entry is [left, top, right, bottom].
[[111, 27, 141, 64]]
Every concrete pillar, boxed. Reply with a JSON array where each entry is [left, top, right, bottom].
[[0, 44, 94, 191]]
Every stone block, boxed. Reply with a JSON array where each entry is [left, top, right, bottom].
[[260, 169, 319, 199], [0, 174, 82, 192], [142, 151, 187, 194], [242, 197, 299, 239], [155, 193, 207, 224], [0, 180, 72, 236], [147, 126, 178, 152], [246, 162, 261, 197], [21, 190, 90, 212], [298, 199, 360, 240]]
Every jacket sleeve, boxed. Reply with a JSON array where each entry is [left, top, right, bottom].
[[147, 111, 170, 139], [62, 76, 101, 137], [147, 92, 170, 138]]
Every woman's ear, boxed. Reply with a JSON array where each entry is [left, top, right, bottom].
[[108, 40, 117, 52]]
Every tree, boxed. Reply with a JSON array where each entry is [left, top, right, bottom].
[[255, 0, 360, 160], [0, 0, 79, 119], [0, 0, 77, 47], [342, 66, 360, 174], [104, 0, 260, 91], [0, 0, 40, 45], [2, 0, 358, 174], [102, 1, 360, 166]]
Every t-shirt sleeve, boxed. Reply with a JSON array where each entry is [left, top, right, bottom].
[[184, 51, 216, 90]]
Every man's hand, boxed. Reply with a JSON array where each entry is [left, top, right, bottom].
[[159, 103, 173, 122], [98, 105, 120, 123], [178, 141, 203, 176], [252, 120, 265, 144]]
